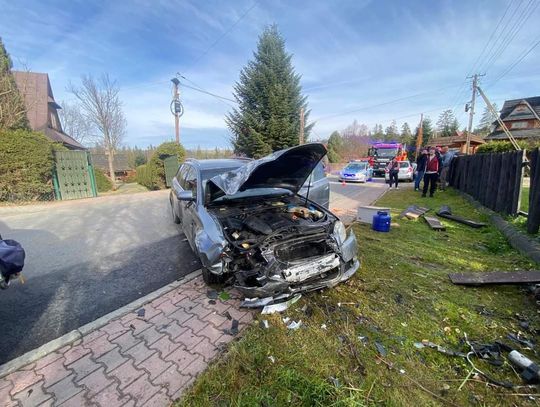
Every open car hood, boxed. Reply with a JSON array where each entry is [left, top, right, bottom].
[[208, 143, 327, 201]]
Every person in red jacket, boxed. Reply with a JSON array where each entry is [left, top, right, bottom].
[[422, 147, 440, 197]]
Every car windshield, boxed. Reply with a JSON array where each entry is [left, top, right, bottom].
[[344, 163, 367, 171], [376, 148, 398, 158], [211, 188, 292, 203]]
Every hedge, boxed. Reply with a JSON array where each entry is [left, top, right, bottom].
[[0, 129, 65, 201], [94, 168, 113, 192], [477, 140, 540, 154], [136, 164, 157, 190], [148, 142, 185, 189]]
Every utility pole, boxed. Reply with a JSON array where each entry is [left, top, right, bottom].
[[415, 113, 423, 160], [299, 107, 305, 144], [170, 78, 184, 144], [465, 74, 484, 154]]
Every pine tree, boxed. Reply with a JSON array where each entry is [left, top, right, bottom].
[[0, 37, 28, 130], [400, 122, 412, 144], [436, 109, 459, 137], [384, 120, 399, 141], [372, 124, 384, 141], [327, 131, 343, 163], [476, 104, 498, 135], [226, 25, 311, 158]]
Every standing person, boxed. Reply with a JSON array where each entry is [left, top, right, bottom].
[[414, 149, 428, 191], [386, 157, 400, 189], [439, 146, 455, 191], [422, 147, 440, 198]]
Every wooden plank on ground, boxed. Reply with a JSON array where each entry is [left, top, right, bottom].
[[449, 270, 540, 285], [399, 205, 430, 220], [424, 215, 446, 231]]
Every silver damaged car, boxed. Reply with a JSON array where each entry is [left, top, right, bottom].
[[170, 143, 360, 299]]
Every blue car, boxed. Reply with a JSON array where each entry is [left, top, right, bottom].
[[339, 161, 373, 183]]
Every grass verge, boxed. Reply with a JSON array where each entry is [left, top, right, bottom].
[[179, 188, 538, 407]]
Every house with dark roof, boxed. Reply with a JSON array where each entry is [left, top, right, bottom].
[[430, 131, 485, 154], [486, 96, 540, 142], [12, 71, 85, 150], [90, 153, 131, 179]]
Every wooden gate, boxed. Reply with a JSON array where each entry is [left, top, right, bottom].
[[54, 151, 97, 200], [163, 156, 179, 187]]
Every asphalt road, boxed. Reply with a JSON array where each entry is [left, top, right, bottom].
[[0, 180, 388, 365], [0, 190, 199, 365]]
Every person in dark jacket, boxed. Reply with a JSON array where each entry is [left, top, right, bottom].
[[414, 149, 428, 191], [386, 157, 400, 189], [422, 147, 440, 197]]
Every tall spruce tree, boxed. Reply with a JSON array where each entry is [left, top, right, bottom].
[[226, 25, 311, 158], [436, 109, 459, 137], [0, 37, 28, 130]]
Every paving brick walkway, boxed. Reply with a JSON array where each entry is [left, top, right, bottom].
[[0, 276, 253, 406]]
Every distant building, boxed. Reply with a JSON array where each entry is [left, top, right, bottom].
[[430, 131, 485, 154], [486, 96, 540, 142], [91, 153, 131, 179], [12, 71, 85, 150]]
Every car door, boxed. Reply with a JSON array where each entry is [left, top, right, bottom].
[[181, 166, 199, 247], [171, 164, 189, 220]]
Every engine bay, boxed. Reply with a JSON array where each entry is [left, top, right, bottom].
[[209, 196, 340, 293]]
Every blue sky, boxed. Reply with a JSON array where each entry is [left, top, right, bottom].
[[1, 0, 539, 149]]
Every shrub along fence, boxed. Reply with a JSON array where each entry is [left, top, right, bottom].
[[449, 148, 540, 234]]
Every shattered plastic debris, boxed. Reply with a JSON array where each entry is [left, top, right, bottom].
[[206, 289, 218, 300], [287, 320, 302, 330], [231, 319, 239, 335], [399, 369, 406, 374], [321, 324, 327, 330], [414, 341, 467, 357], [240, 297, 273, 308], [375, 342, 387, 356], [507, 333, 535, 348], [261, 294, 301, 314], [282, 317, 291, 324], [260, 320, 270, 329], [137, 308, 146, 318], [268, 356, 275, 364], [329, 377, 341, 388]]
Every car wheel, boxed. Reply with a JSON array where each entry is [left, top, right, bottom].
[[170, 200, 181, 224], [202, 267, 226, 285]]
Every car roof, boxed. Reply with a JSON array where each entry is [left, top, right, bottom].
[[185, 158, 250, 170]]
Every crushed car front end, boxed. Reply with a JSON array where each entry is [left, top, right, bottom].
[[205, 194, 359, 298]]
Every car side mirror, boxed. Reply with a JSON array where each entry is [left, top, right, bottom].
[[176, 190, 195, 201]]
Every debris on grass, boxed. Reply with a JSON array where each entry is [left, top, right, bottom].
[[259, 319, 269, 329], [508, 350, 540, 383], [507, 333, 535, 349], [287, 320, 302, 330], [240, 296, 273, 308], [268, 355, 275, 364], [375, 342, 387, 357], [261, 294, 301, 314]]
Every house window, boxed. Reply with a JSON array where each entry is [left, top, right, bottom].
[[510, 121, 528, 129], [50, 112, 57, 129]]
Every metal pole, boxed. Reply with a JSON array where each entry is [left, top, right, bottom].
[[299, 107, 305, 144], [415, 113, 423, 160], [466, 74, 484, 154], [173, 82, 180, 144]]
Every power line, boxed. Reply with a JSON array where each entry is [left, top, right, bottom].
[[488, 34, 540, 87], [191, 0, 259, 66], [480, 0, 539, 74], [313, 83, 462, 122]]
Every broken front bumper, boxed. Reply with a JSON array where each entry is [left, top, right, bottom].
[[235, 229, 360, 298]]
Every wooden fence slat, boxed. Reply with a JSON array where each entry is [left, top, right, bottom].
[[510, 150, 524, 215], [528, 148, 540, 234]]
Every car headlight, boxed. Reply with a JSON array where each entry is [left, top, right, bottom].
[[333, 221, 347, 245]]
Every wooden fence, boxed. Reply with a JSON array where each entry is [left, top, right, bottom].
[[449, 148, 539, 234], [449, 150, 525, 216], [529, 148, 540, 234]]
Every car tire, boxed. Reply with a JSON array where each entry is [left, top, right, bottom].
[[170, 200, 181, 224], [202, 267, 226, 285]]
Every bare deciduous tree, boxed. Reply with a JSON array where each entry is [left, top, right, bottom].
[[68, 74, 126, 189], [58, 101, 93, 145]]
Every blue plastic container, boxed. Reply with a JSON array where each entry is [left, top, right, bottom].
[[372, 211, 391, 232]]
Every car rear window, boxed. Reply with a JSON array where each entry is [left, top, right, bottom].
[[399, 162, 410, 168]]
